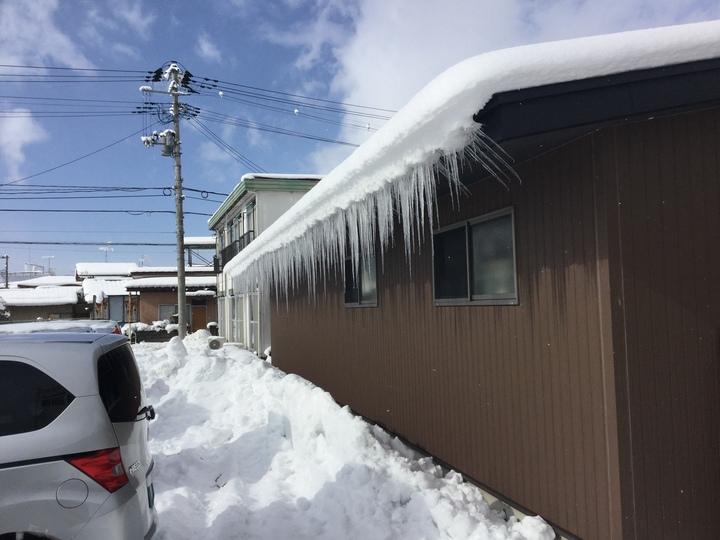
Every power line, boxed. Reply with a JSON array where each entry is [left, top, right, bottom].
[[0, 183, 229, 196], [0, 193, 224, 202], [0, 122, 161, 186], [0, 209, 213, 216], [0, 229, 177, 234], [0, 64, 147, 73], [189, 73, 397, 113], [198, 109, 360, 147], [188, 118, 266, 171], [0, 241, 176, 246]]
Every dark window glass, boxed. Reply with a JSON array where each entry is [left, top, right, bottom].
[[97, 344, 141, 423], [345, 251, 377, 305], [0, 361, 74, 436], [470, 214, 516, 298], [433, 226, 468, 299]]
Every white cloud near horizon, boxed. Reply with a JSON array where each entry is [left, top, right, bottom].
[[0, 112, 49, 181], [265, 0, 720, 173], [197, 32, 223, 63]]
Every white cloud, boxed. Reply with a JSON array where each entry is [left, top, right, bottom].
[[0, 0, 93, 68], [265, 0, 720, 173], [0, 112, 49, 181], [110, 0, 156, 38], [197, 32, 222, 63]]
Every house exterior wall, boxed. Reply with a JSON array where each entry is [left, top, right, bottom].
[[598, 109, 720, 540], [271, 135, 618, 539], [255, 190, 311, 233], [6, 303, 79, 321], [269, 108, 720, 539], [134, 290, 217, 331]]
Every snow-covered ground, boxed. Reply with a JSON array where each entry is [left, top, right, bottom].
[[133, 333, 554, 540]]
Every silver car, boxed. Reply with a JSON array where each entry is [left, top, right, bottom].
[[0, 333, 157, 539]]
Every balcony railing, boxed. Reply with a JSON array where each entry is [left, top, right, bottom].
[[219, 230, 255, 270]]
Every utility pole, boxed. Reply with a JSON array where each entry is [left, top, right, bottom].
[[1, 254, 8, 288], [140, 62, 188, 338]]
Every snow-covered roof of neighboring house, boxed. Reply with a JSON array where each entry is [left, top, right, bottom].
[[130, 266, 215, 276], [186, 290, 216, 297], [15, 276, 80, 288], [184, 236, 216, 247], [76, 262, 138, 278], [222, 20, 720, 295], [208, 173, 322, 229], [82, 279, 129, 304], [125, 276, 216, 290], [0, 286, 81, 307]]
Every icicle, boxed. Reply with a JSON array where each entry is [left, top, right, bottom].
[[226, 127, 517, 300]]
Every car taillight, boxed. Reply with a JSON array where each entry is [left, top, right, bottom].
[[67, 448, 129, 493]]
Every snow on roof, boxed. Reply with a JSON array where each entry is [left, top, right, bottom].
[[186, 290, 216, 297], [15, 276, 80, 288], [125, 276, 216, 290], [76, 262, 138, 277], [0, 286, 81, 306], [82, 279, 129, 304], [184, 236, 216, 247], [131, 266, 215, 275], [240, 173, 324, 182], [223, 20, 720, 296]]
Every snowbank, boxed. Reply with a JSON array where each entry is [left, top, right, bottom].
[[222, 19, 720, 297], [134, 334, 554, 539]]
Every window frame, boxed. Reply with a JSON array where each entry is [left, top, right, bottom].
[[344, 249, 379, 309], [432, 207, 518, 307]]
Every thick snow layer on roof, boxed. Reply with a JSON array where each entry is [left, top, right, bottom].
[[183, 236, 216, 247], [82, 279, 129, 304], [241, 173, 324, 181], [131, 266, 215, 275], [185, 289, 216, 297], [0, 286, 81, 306], [76, 262, 138, 277], [223, 19, 720, 296], [126, 276, 216, 289], [134, 335, 554, 539], [15, 276, 80, 288]]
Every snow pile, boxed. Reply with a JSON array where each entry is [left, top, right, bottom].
[[0, 286, 81, 306], [81, 278, 129, 304], [134, 335, 554, 540], [223, 19, 720, 297]]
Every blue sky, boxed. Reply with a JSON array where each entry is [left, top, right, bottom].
[[1, 0, 719, 275]]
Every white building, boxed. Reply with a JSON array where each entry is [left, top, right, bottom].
[[208, 173, 321, 354]]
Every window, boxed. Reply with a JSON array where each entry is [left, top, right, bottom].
[[158, 304, 192, 324], [97, 345, 141, 423], [344, 251, 378, 307], [433, 208, 517, 305], [0, 361, 75, 436]]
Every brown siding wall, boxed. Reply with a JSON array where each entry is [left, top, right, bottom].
[[271, 107, 720, 539], [136, 291, 217, 331], [602, 109, 720, 540], [272, 135, 619, 539]]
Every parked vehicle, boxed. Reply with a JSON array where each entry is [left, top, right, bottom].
[[0, 332, 157, 539], [0, 319, 122, 335]]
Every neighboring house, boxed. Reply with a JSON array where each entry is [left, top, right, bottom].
[[0, 286, 84, 321], [75, 263, 137, 322], [218, 22, 720, 540], [125, 276, 217, 332], [209, 173, 321, 353]]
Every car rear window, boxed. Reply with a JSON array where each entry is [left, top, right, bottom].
[[0, 360, 75, 437], [97, 344, 142, 423]]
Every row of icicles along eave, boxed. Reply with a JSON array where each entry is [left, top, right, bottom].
[[228, 127, 518, 300]]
